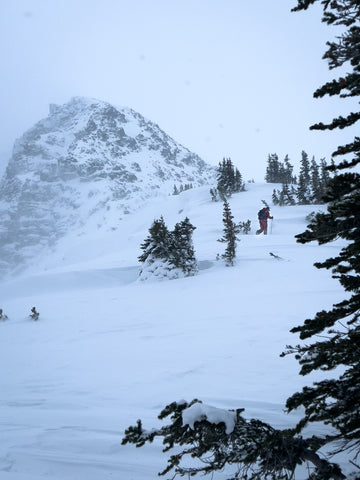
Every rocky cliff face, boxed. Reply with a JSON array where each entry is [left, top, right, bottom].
[[0, 97, 215, 274]]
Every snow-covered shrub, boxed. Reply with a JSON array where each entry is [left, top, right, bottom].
[[29, 307, 39, 321]]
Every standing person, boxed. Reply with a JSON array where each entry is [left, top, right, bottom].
[[256, 207, 273, 235]]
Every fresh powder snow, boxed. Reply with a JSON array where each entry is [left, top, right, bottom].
[[0, 182, 347, 479]]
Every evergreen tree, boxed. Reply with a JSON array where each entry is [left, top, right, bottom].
[[272, 188, 279, 205], [216, 158, 229, 199], [265, 153, 281, 183], [282, 183, 296, 205], [139, 216, 198, 280], [272, 156, 329, 207], [170, 217, 198, 276], [138, 216, 170, 264], [320, 157, 331, 200], [272, 183, 296, 206], [283, 154, 296, 184], [297, 150, 312, 204], [265, 153, 296, 184], [138, 216, 173, 279], [225, 158, 235, 193], [216, 158, 245, 199], [123, 398, 345, 480], [310, 156, 322, 203], [277, 187, 285, 206], [218, 200, 240, 266], [234, 168, 244, 192]]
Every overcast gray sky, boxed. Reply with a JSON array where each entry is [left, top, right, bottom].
[[0, 0, 356, 180]]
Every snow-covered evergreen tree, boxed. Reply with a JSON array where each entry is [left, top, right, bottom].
[[283, 154, 296, 184], [170, 217, 198, 276], [138, 216, 174, 280], [139, 216, 198, 280], [138, 216, 170, 263]]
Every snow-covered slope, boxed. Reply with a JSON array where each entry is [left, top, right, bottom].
[[0, 182, 347, 479], [0, 97, 215, 274]]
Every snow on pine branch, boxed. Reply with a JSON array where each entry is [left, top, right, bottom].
[[182, 402, 237, 434]]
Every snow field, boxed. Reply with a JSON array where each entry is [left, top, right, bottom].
[[0, 183, 345, 479]]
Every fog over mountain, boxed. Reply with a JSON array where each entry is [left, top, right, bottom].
[[0, 97, 215, 274]]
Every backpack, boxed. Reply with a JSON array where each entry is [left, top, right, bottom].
[[258, 208, 266, 220]]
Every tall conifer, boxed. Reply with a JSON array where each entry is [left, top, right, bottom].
[[138, 216, 170, 264], [297, 150, 312, 204], [218, 200, 240, 266], [310, 156, 322, 203], [171, 217, 198, 276]]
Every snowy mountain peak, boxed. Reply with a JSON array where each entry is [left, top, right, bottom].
[[0, 97, 215, 274]]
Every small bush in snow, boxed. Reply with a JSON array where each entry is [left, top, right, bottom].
[[238, 219, 251, 234], [29, 307, 39, 321]]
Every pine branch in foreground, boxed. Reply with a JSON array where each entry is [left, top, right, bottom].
[[122, 399, 345, 480]]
